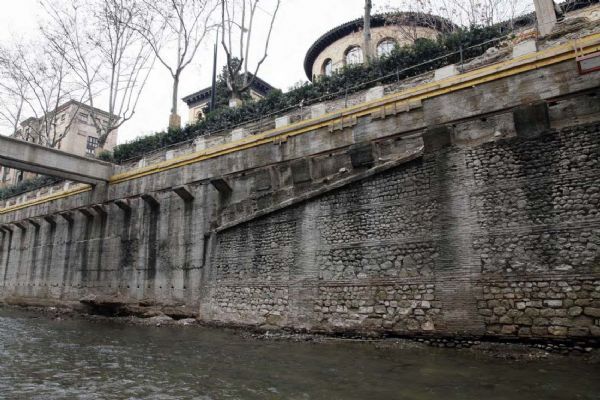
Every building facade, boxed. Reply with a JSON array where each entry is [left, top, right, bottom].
[[183, 75, 276, 124], [0, 100, 118, 188], [304, 13, 452, 80]]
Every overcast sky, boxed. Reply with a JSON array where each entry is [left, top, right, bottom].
[[0, 0, 373, 144]]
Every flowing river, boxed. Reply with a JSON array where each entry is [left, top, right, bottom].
[[0, 307, 598, 400]]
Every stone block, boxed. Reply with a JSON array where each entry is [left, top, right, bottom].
[[254, 169, 272, 192], [275, 116, 291, 128], [568, 306, 583, 316], [423, 125, 452, 153], [583, 307, 600, 318], [548, 326, 567, 336], [544, 299, 563, 308], [194, 137, 207, 152], [348, 143, 374, 169], [231, 128, 249, 141], [513, 102, 550, 139], [310, 104, 327, 119], [500, 324, 517, 334], [291, 158, 311, 184], [512, 40, 538, 58], [365, 86, 385, 102], [434, 64, 459, 81], [165, 150, 176, 160]]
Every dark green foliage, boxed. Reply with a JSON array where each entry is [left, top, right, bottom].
[[0, 175, 60, 201], [112, 24, 508, 163], [97, 150, 115, 162], [210, 61, 254, 112]]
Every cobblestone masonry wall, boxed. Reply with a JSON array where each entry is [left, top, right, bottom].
[[205, 122, 600, 338]]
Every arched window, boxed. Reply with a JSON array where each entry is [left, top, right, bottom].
[[322, 59, 333, 76], [345, 46, 363, 65], [377, 38, 397, 57]]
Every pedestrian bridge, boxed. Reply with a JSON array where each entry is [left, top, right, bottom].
[[0, 135, 113, 186]]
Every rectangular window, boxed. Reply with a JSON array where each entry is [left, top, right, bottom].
[[86, 136, 99, 154], [78, 112, 88, 123]]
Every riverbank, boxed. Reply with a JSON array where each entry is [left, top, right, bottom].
[[2, 305, 599, 400], [2, 303, 599, 364]]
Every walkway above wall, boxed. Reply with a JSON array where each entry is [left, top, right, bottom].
[[0, 135, 113, 186]]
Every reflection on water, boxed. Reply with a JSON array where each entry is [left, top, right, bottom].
[[0, 308, 598, 400]]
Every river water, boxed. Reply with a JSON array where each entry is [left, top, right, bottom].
[[0, 308, 598, 400]]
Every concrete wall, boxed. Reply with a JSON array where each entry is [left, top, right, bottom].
[[0, 53, 599, 340]]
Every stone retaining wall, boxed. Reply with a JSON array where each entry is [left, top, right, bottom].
[[0, 57, 599, 341]]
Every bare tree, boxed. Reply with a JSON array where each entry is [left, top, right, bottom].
[[378, 0, 532, 28], [220, 0, 281, 107], [1, 39, 84, 148], [133, 0, 217, 129], [0, 46, 29, 137], [42, 0, 155, 149]]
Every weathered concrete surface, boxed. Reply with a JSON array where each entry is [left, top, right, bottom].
[[0, 51, 599, 341], [0, 135, 113, 185]]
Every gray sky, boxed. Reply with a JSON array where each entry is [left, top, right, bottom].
[[0, 0, 370, 143]]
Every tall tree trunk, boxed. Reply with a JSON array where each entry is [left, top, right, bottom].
[[363, 0, 373, 63], [229, 88, 243, 108], [169, 73, 181, 129]]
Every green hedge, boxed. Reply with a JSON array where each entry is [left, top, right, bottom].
[[112, 24, 509, 163], [0, 175, 60, 201]]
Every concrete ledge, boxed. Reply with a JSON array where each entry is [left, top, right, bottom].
[[173, 185, 195, 202], [141, 194, 160, 208], [366, 86, 385, 102], [434, 64, 459, 81], [513, 40, 538, 58], [231, 128, 249, 142], [275, 116, 291, 128], [194, 137, 208, 152], [114, 199, 131, 212], [210, 178, 232, 195], [311, 104, 327, 119]]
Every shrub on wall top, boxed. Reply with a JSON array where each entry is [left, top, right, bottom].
[[111, 24, 508, 163]]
